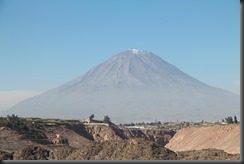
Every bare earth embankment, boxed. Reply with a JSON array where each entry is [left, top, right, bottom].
[[165, 124, 240, 154]]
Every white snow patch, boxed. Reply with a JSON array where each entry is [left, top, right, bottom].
[[128, 48, 141, 55]]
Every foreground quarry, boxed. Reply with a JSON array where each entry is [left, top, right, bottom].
[[165, 124, 240, 154], [0, 121, 240, 160]]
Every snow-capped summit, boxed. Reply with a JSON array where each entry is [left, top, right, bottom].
[[4, 49, 240, 123], [128, 48, 143, 54], [61, 48, 200, 89]]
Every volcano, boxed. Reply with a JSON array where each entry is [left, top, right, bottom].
[[3, 49, 240, 123]]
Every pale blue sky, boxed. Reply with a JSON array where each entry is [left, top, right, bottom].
[[0, 0, 240, 96]]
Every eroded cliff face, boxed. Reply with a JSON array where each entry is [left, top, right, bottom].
[[123, 128, 175, 146], [0, 127, 38, 151], [41, 124, 92, 148], [84, 125, 126, 142], [83, 123, 175, 146], [0, 123, 175, 151], [165, 124, 240, 154]]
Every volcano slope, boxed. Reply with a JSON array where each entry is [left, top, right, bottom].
[[4, 49, 240, 123]]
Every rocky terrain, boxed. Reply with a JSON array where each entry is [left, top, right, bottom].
[[0, 123, 241, 160], [0, 139, 240, 160], [84, 124, 175, 146]]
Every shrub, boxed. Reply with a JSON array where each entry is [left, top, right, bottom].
[[103, 115, 111, 124], [225, 116, 234, 124]]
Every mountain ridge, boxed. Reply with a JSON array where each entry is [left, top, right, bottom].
[[3, 49, 240, 123], [59, 49, 215, 90]]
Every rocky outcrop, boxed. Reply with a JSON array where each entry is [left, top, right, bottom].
[[142, 129, 175, 146], [13, 146, 50, 160], [84, 124, 127, 142], [122, 128, 175, 146], [66, 138, 178, 160], [84, 124, 175, 146]]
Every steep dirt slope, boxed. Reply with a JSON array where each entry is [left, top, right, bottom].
[[165, 124, 240, 154], [84, 124, 175, 147], [41, 123, 92, 148], [0, 123, 93, 153]]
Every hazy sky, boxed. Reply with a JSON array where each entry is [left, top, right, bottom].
[[0, 0, 240, 110]]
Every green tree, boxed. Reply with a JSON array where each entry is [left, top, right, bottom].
[[3, 114, 26, 130], [234, 115, 238, 124], [103, 115, 111, 124], [225, 116, 234, 124], [89, 114, 95, 120]]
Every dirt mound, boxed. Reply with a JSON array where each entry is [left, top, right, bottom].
[[165, 124, 240, 154]]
